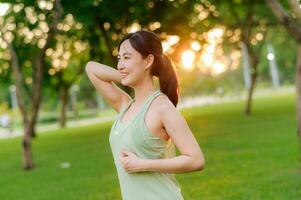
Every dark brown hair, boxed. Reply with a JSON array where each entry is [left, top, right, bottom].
[[118, 30, 179, 107]]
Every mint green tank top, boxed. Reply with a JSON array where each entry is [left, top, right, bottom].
[[109, 90, 185, 200]]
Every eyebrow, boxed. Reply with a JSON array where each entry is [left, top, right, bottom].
[[117, 53, 132, 57]]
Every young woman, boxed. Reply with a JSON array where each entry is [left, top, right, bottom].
[[86, 30, 205, 200]]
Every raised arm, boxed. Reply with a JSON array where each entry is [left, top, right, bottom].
[[85, 61, 132, 112]]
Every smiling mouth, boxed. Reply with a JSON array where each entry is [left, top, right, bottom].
[[120, 73, 128, 78]]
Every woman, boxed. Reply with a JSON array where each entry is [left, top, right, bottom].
[[86, 30, 205, 200]]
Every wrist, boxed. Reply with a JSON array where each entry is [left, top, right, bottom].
[[140, 158, 152, 172]]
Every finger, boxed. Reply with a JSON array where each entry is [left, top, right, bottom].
[[121, 149, 132, 155], [120, 150, 128, 157], [120, 156, 129, 164], [119, 155, 126, 164], [124, 159, 130, 165]]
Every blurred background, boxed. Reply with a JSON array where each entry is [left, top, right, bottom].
[[0, 0, 300, 199]]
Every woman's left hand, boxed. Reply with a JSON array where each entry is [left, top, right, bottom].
[[119, 149, 147, 173]]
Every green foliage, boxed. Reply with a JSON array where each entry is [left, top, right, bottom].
[[258, 27, 297, 84]]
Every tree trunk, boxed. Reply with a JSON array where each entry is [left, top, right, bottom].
[[60, 87, 69, 128], [245, 50, 259, 115], [29, 119, 37, 138], [22, 121, 34, 170], [295, 44, 301, 161], [245, 75, 256, 114]]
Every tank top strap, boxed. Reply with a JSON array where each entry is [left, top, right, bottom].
[[138, 90, 162, 117], [118, 98, 134, 117]]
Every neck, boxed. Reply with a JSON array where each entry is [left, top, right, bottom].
[[132, 76, 157, 105]]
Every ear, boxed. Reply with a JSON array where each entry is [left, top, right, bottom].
[[144, 54, 154, 70]]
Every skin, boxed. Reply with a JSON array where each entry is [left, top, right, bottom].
[[86, 39, 205, 174]]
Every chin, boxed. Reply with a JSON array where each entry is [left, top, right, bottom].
[[121, 79, 131, 86], [121, 76, 137, 87]]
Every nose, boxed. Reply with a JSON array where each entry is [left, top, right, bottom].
[[117, 61, 125, 71]]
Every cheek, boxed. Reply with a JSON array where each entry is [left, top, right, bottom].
[[132, 66, 145, 78], [126, 60, 144, 75], [122, 67, 144, 86]]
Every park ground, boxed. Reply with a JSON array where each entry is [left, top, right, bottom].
[[0, 90, 300, 200]]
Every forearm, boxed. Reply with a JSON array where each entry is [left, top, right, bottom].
[[85, 61, 121, 83], [141, 155, 204, 174]]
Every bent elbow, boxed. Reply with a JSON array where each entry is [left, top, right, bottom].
[[197, 161, 205, 171], [85, 61, 94, 74], [194, 158, 205, 171], [85, 61, 95, 74]]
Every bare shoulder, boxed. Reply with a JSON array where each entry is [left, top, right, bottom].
[[154, 94, 186, 126], [153, 94, 178, 116]]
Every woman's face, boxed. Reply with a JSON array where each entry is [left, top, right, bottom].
[[117, 39, 151, 87]]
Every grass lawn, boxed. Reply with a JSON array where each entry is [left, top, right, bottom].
[[0, 93, 300, 200]]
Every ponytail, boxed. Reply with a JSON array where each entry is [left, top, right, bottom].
[[157, 54, 179, 107], [155, 54, 178, 158]]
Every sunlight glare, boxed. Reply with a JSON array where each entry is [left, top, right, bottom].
[[181, 50, 195, 71], [0, 3, 9, 16]]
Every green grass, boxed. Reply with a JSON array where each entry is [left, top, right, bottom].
[[0, 93, 300, 200]]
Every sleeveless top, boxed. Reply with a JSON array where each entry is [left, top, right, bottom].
[[109, 90, 185, 200]]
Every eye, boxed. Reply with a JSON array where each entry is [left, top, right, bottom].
[[124, 56, 130, 59]]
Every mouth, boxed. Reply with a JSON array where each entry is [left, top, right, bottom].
[[120, 72, 129, 79]]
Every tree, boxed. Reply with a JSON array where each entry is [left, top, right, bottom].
[[208, 0, 276, 114], [0, 0, 63, 170], [44, 14, 89, 127], [266, 0, 301, 161]]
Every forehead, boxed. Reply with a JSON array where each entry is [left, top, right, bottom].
[[118, 39, 139, 55]]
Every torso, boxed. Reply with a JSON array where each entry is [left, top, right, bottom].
[[120, 94, 170, 141]]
